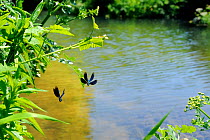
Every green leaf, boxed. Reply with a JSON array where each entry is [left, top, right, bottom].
[[0, 13, 10, 22], [13, 7, 28, 18], [11, 130, 24, 140], [15, 97, 46, 112], [157, 128, 168, 138], [18, 54, 33, 78], [24, 36, 44, 45], [92, 16, 99, 29], [30, 1, 45, 23], [79, 36, 107, 51], [12, 7, 29, 30], [23, 18, 30, 28], [0, 46, 10, 49], [64, 54, 76, 62], [24, 26, 44, 35], [28, 117, 44, 135], [143, 110, 172, 140], [17, 88, 47, 94], [0, 80, 7, 95], [0, 63, 17, 73], [174, 125, 181, 131], [181, 125, 196, 133], [0, 112, 69, 125], [16, 102, 34, 111], [20, 71, 34, 86], [0, 13, 9, 28], [4, 129, 23, 140], [46, 25, 74, 36], [0, 36, 12, 43]]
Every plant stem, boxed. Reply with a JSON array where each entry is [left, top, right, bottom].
[[19, 39, 87, 64], [41, 3, 63, 26], [198, 108, 210, 119], [16, 0, 24, 9]]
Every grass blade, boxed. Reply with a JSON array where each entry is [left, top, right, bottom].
[[0, 112, 69, 125], [15, 97, 46, 112], [17, 88, 47, 94], [4, 129, 23, 140], [143, 110, 172, 140], [28, 117, 44, 135], [30, 1, 45, 23]]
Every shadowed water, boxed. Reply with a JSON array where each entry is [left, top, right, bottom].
[[29, 17, 210, 140]]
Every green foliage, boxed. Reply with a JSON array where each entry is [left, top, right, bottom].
[[0, 0, 107, 139], [42, 0, 99, 26], [45, 24, 74, 36], [0, 5, 50, 77], [107, 0, 186, 18], [190, 5, 210, 25], [0, 63, 69, 139], [82, 0, 112, 16], [143, 110, 171, 140], [143, 109, 197, 140], [30, 0, 45, 23], [155, 125, 196, 140], [184, 92, 210, 131], [0, 0, 105, 77], [0, 112, 69, 126], [78, 34, 108, 51]]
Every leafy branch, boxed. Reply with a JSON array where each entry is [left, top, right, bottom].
[[184, 92, 210, 131], [0, 0, 107, 139], [19, 34, 107, 64]]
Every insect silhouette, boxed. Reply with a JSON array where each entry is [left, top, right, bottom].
[[53, 86, 65, 102], [80, 72, 97, 86]]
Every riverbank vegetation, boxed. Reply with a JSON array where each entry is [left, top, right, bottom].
[[19, 0, 210, 25], [0, 0, 106, 139], [82, 0, 210, 25]]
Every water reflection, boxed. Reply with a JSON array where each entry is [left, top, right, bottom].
[[29, 17, 210, 140], [26, 62, 93, 140]]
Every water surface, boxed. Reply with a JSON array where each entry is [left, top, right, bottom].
[[30, 17, 210, 139]]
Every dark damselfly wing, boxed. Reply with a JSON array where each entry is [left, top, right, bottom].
[[81, 72, 97, 86], [84, 72, 88, 82], [53, 86, 60, 97], [90, 72, 94, 81], [80, 78, 87, 84], [90, 80, 97, 85], [59, 89, 65, 102]]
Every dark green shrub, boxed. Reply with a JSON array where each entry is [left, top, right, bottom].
[[107, 0, 186, 18]]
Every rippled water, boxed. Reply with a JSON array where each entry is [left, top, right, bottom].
[[30, 17, 210, 140]]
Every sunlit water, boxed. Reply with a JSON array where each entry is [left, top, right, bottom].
[[28, 17, 210, 140]]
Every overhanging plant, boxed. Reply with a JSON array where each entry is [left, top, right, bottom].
[[0, 63, 69, 139], [0, 0, 107, 139]]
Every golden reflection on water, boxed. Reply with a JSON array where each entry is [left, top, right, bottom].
[[25, 61, 93, 140]]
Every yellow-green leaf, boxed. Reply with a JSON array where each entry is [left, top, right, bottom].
[[0, 46, 10, 48], [0, 37, 12, 43], [0, 112, 69, 125], [15, 97, 46, 112], [92, 16, 99, 29], [0, 13, 10, 21], [28, 117, 44, 135], [181, 125, 196, 133], [46, 25, 74, 36], [30, 1, 45, 23]]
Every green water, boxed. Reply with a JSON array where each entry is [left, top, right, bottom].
[[31, 17, 210, 140]]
